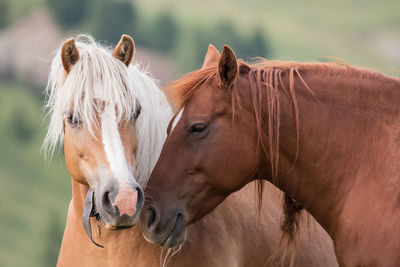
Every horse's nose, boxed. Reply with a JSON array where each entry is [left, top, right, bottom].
[[142, 205, 159, 230], [140, 204, 186, 247], [101, 181, 144, 218]]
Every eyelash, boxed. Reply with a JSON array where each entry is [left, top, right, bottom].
[[133, 106, 141, 121], [189, 123, 208, 135]]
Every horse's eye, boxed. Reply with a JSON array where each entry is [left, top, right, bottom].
[[133, 106, 141, 121], [66, 113, 80, 128], [189, 123, 208, 135]]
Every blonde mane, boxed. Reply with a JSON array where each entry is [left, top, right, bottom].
[[43, 34, 171, 186]]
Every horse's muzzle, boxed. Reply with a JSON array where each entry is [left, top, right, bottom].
[[82, 181, 144, 247], [140, 204, 186, 248]]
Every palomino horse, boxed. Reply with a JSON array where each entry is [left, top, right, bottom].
[[141, 44, 400, 266], [44, 35, 337, 266]]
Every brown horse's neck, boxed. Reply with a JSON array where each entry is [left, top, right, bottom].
[[252, 67, 400, 251]]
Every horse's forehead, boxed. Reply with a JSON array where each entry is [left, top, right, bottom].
[[87, 98, 125, 114], [185, 83, 221, 117], [200, 77, 228, 103], [92, 98, 106, 110], [85, 103, 133, 134]]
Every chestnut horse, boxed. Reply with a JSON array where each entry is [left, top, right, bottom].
[[141, 44, 400, 266], [44, 35, 337, 266]]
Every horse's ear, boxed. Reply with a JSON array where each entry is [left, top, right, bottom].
[[113, 34, 135, 66], [218, 45, 237, 88], [202, 44, 220, 69], [61, 38, 80, 73]]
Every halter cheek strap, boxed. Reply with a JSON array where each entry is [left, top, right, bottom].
[[82, 188, 104, 248]]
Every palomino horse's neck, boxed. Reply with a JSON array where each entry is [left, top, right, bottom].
[[255, 68, 400, 264], [71, 177, 89, 214]]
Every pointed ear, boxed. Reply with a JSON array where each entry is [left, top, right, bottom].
[[61, 38, 80, 73], [218, 45, 237, 88], [113, 34, 135, 66], [202, 44, 220, 69]]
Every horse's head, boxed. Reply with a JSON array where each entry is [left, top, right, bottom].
[[45, 35, 145, 244], [140, 45, 260, 248]]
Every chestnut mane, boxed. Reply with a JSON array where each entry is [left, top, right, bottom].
[[165, 60, 360, 184], [165, 58, 390, 265], [165, 60, 385, 181]]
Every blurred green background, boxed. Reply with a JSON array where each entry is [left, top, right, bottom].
[[0, 0, 399, 266]]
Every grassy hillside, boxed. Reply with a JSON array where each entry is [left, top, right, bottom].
[[0, 82, 70, 267], [137, 0, 400, 74]]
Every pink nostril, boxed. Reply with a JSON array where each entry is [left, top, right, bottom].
[[114, 184, 138, 216]]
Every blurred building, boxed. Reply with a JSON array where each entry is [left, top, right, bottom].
[[0, 8, 63, 88], [0, 8, 178, 90]]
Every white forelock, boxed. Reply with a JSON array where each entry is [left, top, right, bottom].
[[130, 65, 172, 186], [43, 34, 172, 186]]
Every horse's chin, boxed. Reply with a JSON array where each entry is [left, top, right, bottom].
[[82, 189, 139, 247], [99, 205, 140, 231], [104, 222, 135, 231], [141, 228, 186, 249], [141, 212, 186, 248], [159, 228, 186, 248]]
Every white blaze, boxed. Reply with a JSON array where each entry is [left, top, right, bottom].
[[100, 104, 131, 183], [171, 109, 183, 131]]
